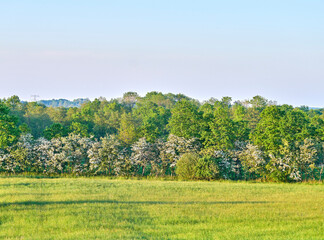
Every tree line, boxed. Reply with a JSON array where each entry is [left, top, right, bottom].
[[0, 92, 323, 181]]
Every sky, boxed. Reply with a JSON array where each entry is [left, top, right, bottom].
[[0, 0, 323, 106]]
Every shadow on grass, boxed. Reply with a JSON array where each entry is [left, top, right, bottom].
[[0, 182, 53, 188], [0, 193, 51, 198], [0, 183, 37, 187], [0, 175, 59, 179], [0, 200, 273, 207]]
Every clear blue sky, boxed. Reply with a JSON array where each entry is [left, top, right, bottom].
[[0, 0, 323, 106]]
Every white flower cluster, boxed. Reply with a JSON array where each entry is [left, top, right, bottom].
[[1, 133, 322, 181], [239, 139, 322, 181]]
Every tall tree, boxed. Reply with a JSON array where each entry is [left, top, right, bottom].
[[134, 101, 170, 142], [201, 99, 236, 151], [0, 102, 20, 150], [118, 113, 138, 145], [168, 100, 201, 139], [251, 105, 284, 153]]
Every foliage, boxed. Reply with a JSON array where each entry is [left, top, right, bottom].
[[167, 100, 201, 139], [134, 101, 170, 142], [1, 93, 324, 181], [201, 99, 237, 151], [118, 113, 138, 144], [43, 123, 67, 139], [0, 102, 20, 150], [131, 138, 158, 176], [157, 134, 201, 176], [240, 143, 267, 179], [194, 156, 219, 180], [175, 153, 199, 180], [88, 135, 128, 176]]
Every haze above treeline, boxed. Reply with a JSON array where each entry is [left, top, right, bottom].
[[19, 93, 322, 109]]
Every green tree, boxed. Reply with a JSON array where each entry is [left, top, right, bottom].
[[201, 100, 236, 151], [244, 95, 272, 130], [251, 105, 284, 153], [195, 156, 219, 180], [168, 100, 201, 139], [23, 102, 52, 138], [93, 100, 123, 138], [44, 123, 67, 140], [134, 102, 170, 142], [279, 108, 310, 143], [176, 153, 199, 180], [118, 113, 138, 145], [46, 107, 67, 124], [70, 122, 89, 137], [231, 102, 250, 142], [0, 102, 20, 150]]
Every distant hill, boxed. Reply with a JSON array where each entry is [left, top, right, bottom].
[[38, 98, 90, 108]]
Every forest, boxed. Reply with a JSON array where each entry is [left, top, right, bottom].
[[1, 92, 324, 182]]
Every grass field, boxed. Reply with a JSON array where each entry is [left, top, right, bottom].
[[0, 178, 323, 240]]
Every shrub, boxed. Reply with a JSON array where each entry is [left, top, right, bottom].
[[176, 153, 199, 180], [195, 156, 219, 180]]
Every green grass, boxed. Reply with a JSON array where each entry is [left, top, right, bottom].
[[0, 178, 323, 240]]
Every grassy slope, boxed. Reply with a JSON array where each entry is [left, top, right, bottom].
[[0, 178, 323, 240]]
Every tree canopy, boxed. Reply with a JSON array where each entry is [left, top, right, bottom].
[[0, 93, 323, 181]]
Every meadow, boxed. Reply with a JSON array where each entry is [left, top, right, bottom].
[[0, 177, 323, 240]]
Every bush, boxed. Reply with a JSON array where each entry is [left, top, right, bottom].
[[195, 156, 219, 180], [176, 153, 199, 180]]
